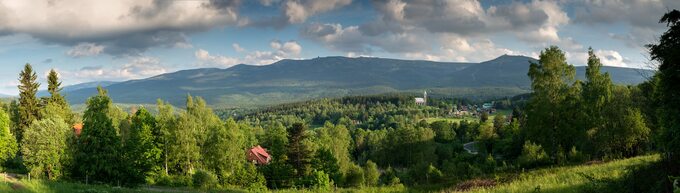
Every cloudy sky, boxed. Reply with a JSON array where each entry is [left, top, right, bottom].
[[0, 0, 676, 95]]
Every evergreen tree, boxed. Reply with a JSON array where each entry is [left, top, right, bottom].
[[287, 122, 312, 177], [125, 107, 161, 184], [17, 63, 40, 144], [648, 9, 680, 170], [75, 87, 124, 184], [44, 69, 73, 124]]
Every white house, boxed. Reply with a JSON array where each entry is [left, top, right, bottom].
[[415, 91, 427, 105]]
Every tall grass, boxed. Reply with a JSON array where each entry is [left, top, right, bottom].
[[462, 154, 660, 193], [1, 155, 660, 193]]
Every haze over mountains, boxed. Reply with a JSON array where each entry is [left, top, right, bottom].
[[55, 55, 651, 108]]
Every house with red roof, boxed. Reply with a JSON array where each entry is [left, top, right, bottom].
[[73, 123, 83, 137], [247, 145, 271, 165]]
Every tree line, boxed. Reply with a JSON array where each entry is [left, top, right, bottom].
[[0, 10, 678, 192]]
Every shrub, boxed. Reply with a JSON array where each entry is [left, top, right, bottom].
[[311, 170, 332, 191], [155, 174, 192, 187], [364, 160, 380, 187], [381, 166, 401, 186], [192, 169, 218, 189], [345, 164, 364, 187], [518, 141, 549, 168], [425, 164, 444, 184], [225, 163, 267, 190], [568, 146, 588, 163]]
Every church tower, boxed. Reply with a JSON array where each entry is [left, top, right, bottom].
[[424, 90, 427, 104]]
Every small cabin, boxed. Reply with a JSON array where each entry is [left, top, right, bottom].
[[247, 145, 271, 165]]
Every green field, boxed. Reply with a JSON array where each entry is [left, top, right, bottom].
[[2, 155, 660, 193], [458, 154, 660, 193], [425, 109, 512, 124]]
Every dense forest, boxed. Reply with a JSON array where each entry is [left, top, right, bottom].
[[0, 10, 679, 193]]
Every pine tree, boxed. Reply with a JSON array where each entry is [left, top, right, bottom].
[[44, 69, 74, 125], [287, 122, 311, 177], [75, 87, 123, 184], [17, 63, 41, 144]]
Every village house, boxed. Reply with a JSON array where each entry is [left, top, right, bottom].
[[247, 145, 271, 165], [73, 123, 83, 137], [415, 90, 427, 105]]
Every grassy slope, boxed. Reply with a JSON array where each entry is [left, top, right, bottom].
[[462, 154, 660, 193], [1, 155, 660, 193]]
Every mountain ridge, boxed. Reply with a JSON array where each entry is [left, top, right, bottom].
[[60, 55, 652, 108]]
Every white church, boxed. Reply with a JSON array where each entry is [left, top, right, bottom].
[[415, 91, 427, 105]]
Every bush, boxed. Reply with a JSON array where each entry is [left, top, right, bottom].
[[311, 170, 332, 191], [345, 164, 364, 187], [518, 141, 549, 168], [225, 163, 267, 190], [192, 169, 218, 189], [364, 160, 380, 187], [380, 166, 401, 186], [425, 164, 443, 184], [568, 146, 588, 163], [155, 174, 192, 187]]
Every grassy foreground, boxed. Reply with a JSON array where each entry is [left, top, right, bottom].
[[460, 154, 660, 193], [0, 154, 660, 193]]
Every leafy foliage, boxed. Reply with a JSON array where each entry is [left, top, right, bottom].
[[0, 108, 18, 166], [124, 107, 161, 184], [21, 117, 69, 179], [648, 9, 680, 172]]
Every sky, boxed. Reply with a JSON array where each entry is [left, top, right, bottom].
[[0, 0, 677, 95]]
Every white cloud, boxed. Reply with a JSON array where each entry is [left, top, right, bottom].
[[595, 50, 628, 67], [301, 23, 432, 54], [301, 0, 575, 63], [283, 0, 352, 23], [0, 0, 242, 56], [439, 37, 518, 62], [196, 40, 303, 67], [195, 49, 241, 67], [61, 56, 169, 81], [232, 43, 246, 52], [66, 43, 105, 57], [572, 0, 679, 48]]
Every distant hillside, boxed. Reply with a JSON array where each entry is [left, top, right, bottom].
[[61, 55, 652, 108], [38, 81, 117, 97]]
